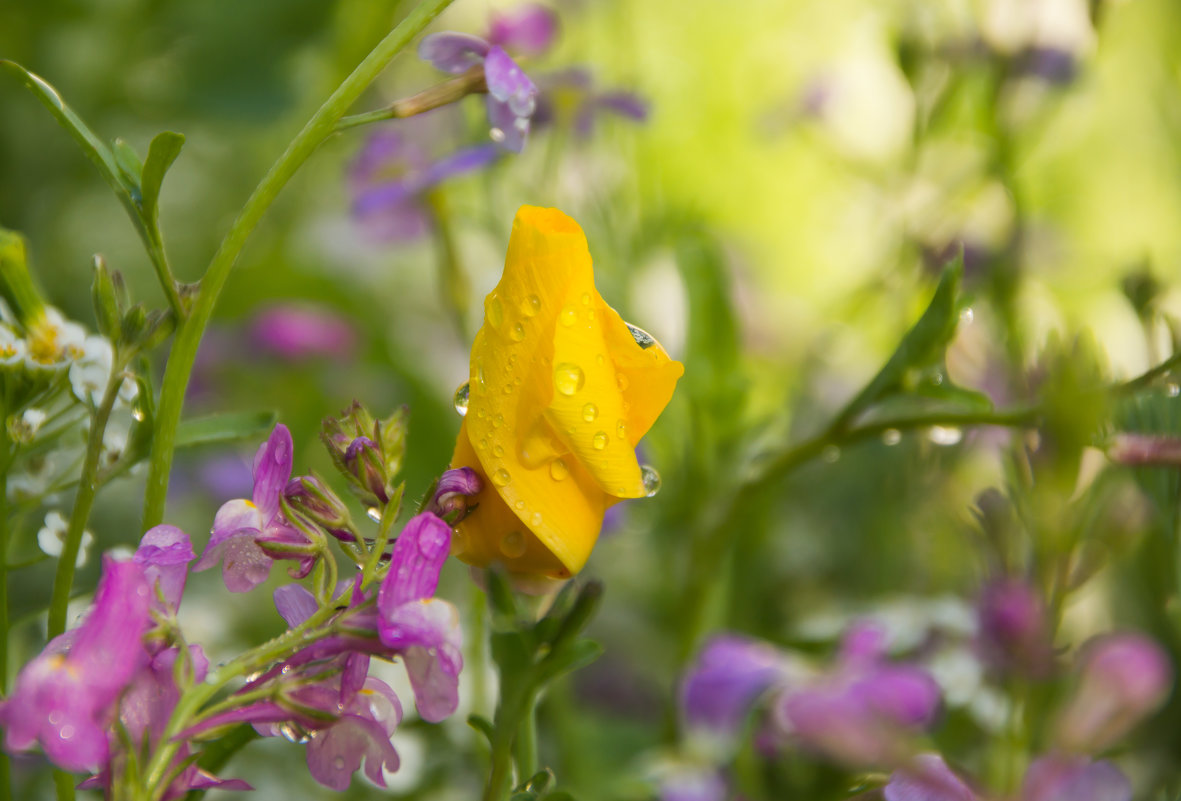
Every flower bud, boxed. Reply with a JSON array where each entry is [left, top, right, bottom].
[[283, 475, 356, 544], [0, 228, 46, 330], [344, 436, 389, 505], [91, 255, 122, 341], [976, 578, 1052, 677], [1055, 633, 1172, 752], [428, 467, 483, 522]]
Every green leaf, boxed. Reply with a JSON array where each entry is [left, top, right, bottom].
[[513, 767, 554, 796], [175, 410, 278, 449], [1, 60, 135, 201], [113, 138, 144, 190], [536, 638, 604, 685], [141, 131, 185, 224], [830, 254, 964, 433], [467, 714, 495, 745]]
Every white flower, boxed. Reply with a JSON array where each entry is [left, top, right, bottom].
[[8, 407, 48, 444], [25, 308, 87, 371], [117, 374, 139, 406], [0, 325, 26, 368], [37, 510, 94, 567], [69, 335, 114, 405]]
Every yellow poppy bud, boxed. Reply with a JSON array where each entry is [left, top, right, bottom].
[[450, 206, 683, 579]]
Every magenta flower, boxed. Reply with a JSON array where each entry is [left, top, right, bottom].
[[0, 558, 152, 772], [193, 424, 314, 592], [486, 3, 558, 56], [884, 754, 978, 801], [1055, 632, 1172, 752], [249, 304, 356, 361], [777, 623, 941, 767], [350, 127, 499, 243], [134, 523, 196, 614], [679, 634, 790, 736], [418, 22, 543, 152], [1021, 754, 1131, 801], [976, 578, 1052, 677]]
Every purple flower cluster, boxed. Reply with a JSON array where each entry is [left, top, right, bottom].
[[0, 424, 467, 794]]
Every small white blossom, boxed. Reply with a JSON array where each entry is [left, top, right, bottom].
[[7, 407, 48, 444], [69, 335, 115, 405], [0, 325, 26, 368], [37, 510, 94, 567]]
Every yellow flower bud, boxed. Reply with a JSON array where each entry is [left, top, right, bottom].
[[450, 206, 683, 578]]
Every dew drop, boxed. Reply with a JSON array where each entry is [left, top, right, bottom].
[[928, 426, 963, 446], [616, 419, 627, 440], [366, 507, 382, 523], [503, 384, 513, 395], [489, 127, 506, 143], [960, 307, 974, 325], [1168, 383, 1180, 398], [478, 437, 488, 450], [510, 322, 525, 342], [530, 511, 543, 527], [59, 725, 75, 741], [487, 294, 504, 329], [822, 445, 840, 463], [333, 756, 345, 770], [492, 414, 504, 429], [499, 530, 526, 558], [523, 294, 541, 317], [131, 407, 145, 422], [514, 500, 525, 511], [596, 353, 605, 365], [582, 403, 598, 422], [48, 711, 63, 725], [560, 306, 577, 327], [640, 464, 662, 497], [625, 323, 657, 349], [493, 444, 504, 457], [453, 382, 470, 416], [882, 428, 902, 446], [476, 363, 486, 386], [554, 363, 585, 396], [550, 459, 569, 481], [581, 292, 591, 306], [592, 431, 608, 450], [492, 468, 511, 487], [616, 373, 630, 391]]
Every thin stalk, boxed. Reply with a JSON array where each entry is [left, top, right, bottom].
[[428, 191, 472, 343], [47, 371, 123, 638], [141, 0, 458, 531], [513, 697, 538, 783], [0, 442, 10, 801], [334, 66, 486, 132]]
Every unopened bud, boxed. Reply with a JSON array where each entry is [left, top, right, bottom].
[[428, 467, 482, 522], [284, 475, 357, 544], [0, 229, 46, 330], [91, 255, 122, 340], [976, 578, 1053, 677], [1056, 633, 1172, 751], [344, 436, 389, 505]]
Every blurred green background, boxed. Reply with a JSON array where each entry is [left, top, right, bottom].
[[4, 0, 1181, 798]]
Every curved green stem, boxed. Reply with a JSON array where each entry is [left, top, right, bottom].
[[334, 66, 486, 132], [140, 0, 457, 531]]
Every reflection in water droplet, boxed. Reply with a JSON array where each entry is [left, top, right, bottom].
[[59, 725, 75, 741], [278, 722, 313, 744], [366, 507, 382, 523], [1168, 383, 1180, 398], [616, 419, 627, 440], [492, 414, 504, 429], [510, 323, 525, 342], [333, 756, 345, 770], [453, 382, 470, 416], [625, 323, 657, 349], [581, 292, 591, 306], [500, 530, 527, 557], [490, 127, 506, 143], [882, 428, 902, 446], [492, 469, 511, 487], [560, 307, 577, 326], [554, 363, 585, 396], [132, 407, 145, 422], [513, 500, 525, 512], [928, 426, 963, 446], [616, 373, 630, 391], [640, 464, 662, 497], [487, 295, 504, 329], [524, 294, 541, 317], [960, 307, 974, 325], [822, 445, 840, 463], [531, 512, 542, 527], [582, 403, 598, 422], [550, 459, 569, 481], [593, 431, 608, 450]]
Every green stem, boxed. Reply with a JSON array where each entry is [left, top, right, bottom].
[[47, 369, 123, 638], [1115, 350, 1181, 394], [513, 698, 538, 783], [334, 66, 486, 132], [140, 0, 457, 531], [0, 444, 10, 801], [428, 191, 472, 343]]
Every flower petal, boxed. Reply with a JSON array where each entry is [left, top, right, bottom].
[[378, 598, 463, 721], [487, 4, 558, 56], [134, 524, 196, 612], [378, 512, 452, 609], [274, 584, 319, 628], [252, 424, 294, 521], [418, 32, 490, 74]]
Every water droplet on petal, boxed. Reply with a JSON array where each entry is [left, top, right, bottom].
[[493, 444, 504, 457], [500, 530, 526, 557], [640, 464, 661, 497], [928, 426, 963, 446], [510, 323, 525, 342], [453, 382, 470, 416], [490, 127, 506, 143], [560, 306, 577, 326], [131, 407, 145, 422], [492, 414, 504, 429], [514, 500, 525, 511], [882, 428, 902, 446], [59, 725, 75, 741], [487, 295, 504, 329], [554, 363, 585, 396], [523, 294, 541, 317], [333, 756, 345, 770], [581, 292, 591, 306], [366, 507, 382, 523], [530, 511, 542, 527], [492, 469, 511, 487], [625, 323, 657, 349], [592, 431, 608, 450], [616, 373, 630, 391], [582, 403, 598, 422], [550, 459, 569, 481], [616, 419, 627, 440]]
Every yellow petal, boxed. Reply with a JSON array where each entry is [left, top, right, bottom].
[[449, 205, 683, 577]]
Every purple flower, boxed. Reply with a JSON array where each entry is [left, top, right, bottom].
[[427, 466, 483, 522], [778, 623, 941, 767], [377, 512, 463, 722], [885, 754, 978, 801], [0, 558, 152, 772], [350, 126, 500, 244], [193, 424, 315, 592], [419, 31, 540, 152], [680, 634, 789, 736], [487, 4, 558, 56], [976, 578, 1052, 677], [1022, 754, 1131, 801], [1055, 632, 1172, 751], [249, 303, 356, 361], [532, 67, 650, 138], [134, 524, 196, 614]]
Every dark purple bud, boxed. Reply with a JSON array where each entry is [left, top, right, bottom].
[[344, 436, 389, 505], [284, 475, 357, 543], [1056, 633, 1172, 751], [976, 578, 1053, 677], [1022, 754, 1131, 801], [429, 467, 483, 522]]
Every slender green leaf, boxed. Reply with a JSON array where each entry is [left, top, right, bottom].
[[175, 411, 278, 449], [112, 138, 144, 191], [536, 639, 604, 685], [141, 131, 185, 224]]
